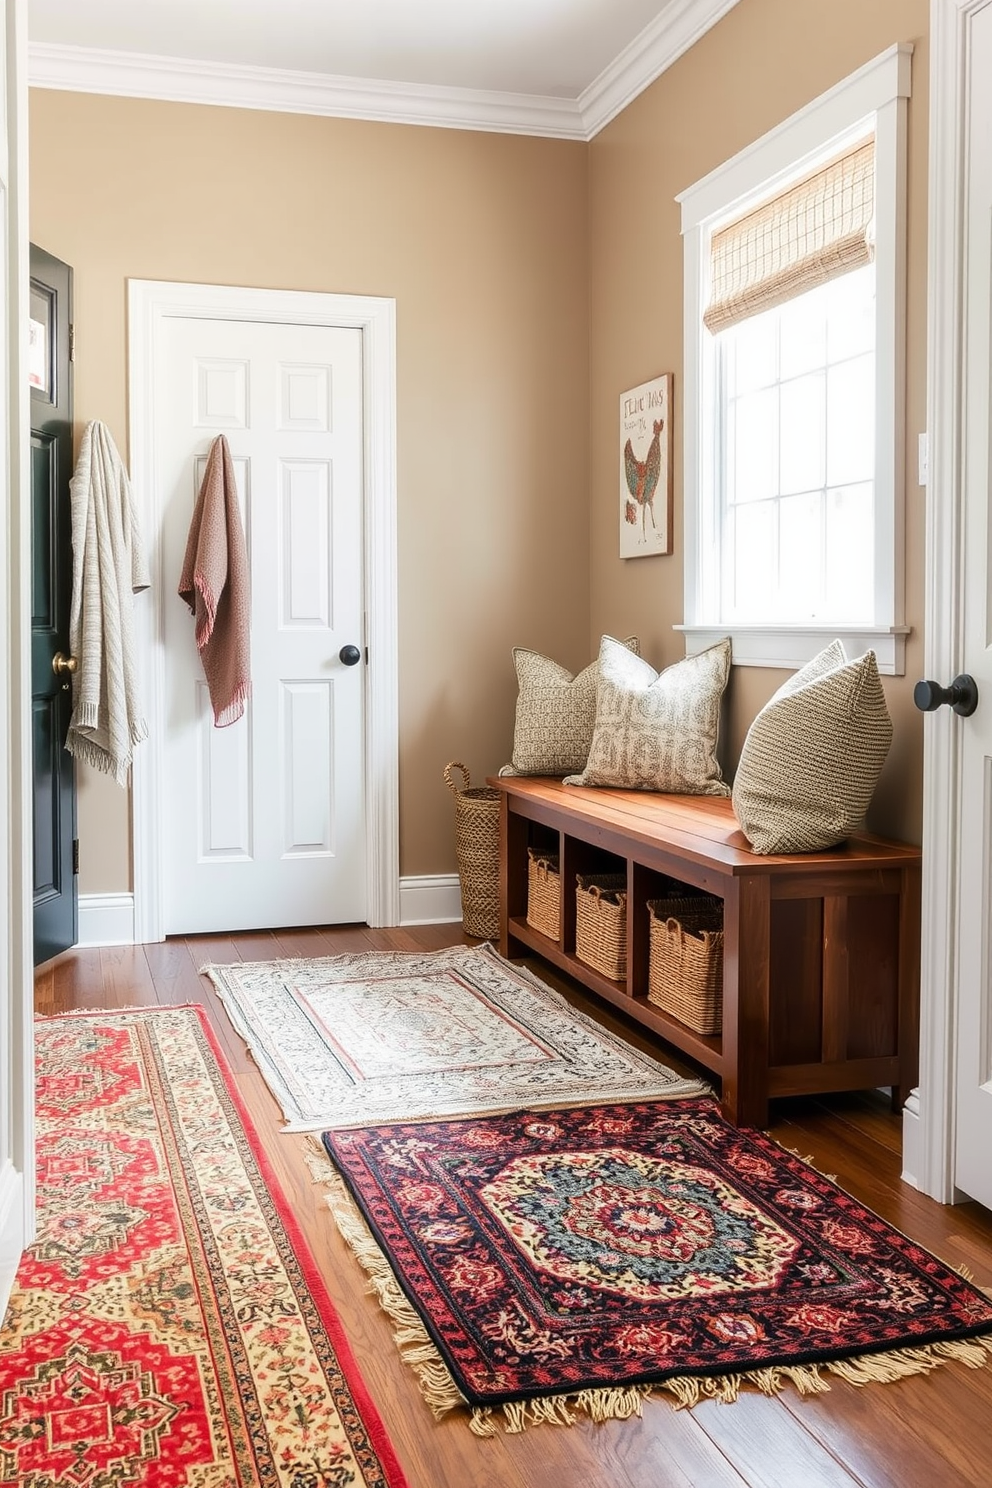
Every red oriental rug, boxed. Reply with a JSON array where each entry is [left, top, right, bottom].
[[0, 1006, 408, 1488], [320, 1097, 992, 1434]]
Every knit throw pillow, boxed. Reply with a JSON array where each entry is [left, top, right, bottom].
[[565, 636, 732, 794], [499, 637, 640, 777], [732, 641, 893, 854]]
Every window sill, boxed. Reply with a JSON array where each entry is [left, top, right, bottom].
[[674, 623, 910, 676]]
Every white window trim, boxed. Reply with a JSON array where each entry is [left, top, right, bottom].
[[677, 43, 913, 675]]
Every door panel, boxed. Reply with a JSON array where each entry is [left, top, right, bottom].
[[30, 245, 76, 965], [955, 1, 992, 1209], [158, 317, 366, 934]]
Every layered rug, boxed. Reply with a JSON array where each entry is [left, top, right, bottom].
[[318, 1096, 992, 1435], [203, 943, 707, 1130], [0, 1006, 408, 1488]]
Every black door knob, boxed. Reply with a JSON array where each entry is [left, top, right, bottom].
[[913, 674, 978, 717], [339, 644, 362, 667]]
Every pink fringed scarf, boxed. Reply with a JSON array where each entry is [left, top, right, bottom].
[[178, 434, 251, 726]]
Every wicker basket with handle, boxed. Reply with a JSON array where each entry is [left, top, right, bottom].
[[575, 873, 628, 981], [647, 895, 724, 1035], [527, 849, 560, 940], [444, 761, 500, 939]]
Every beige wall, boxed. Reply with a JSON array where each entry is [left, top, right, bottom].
[[29, 94, 590, 889], [588, 0, 929, 843], [31, 0, 932, 898]]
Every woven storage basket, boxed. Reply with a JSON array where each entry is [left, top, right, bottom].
[[647, 896, 724, 1035], [575, 873, 628, 981], [527, 849, 560, 940], [444, 762, 500, 939]]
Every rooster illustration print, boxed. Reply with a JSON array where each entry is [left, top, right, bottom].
[[623, 417, 664, 537], [619, 373, 672, 558]]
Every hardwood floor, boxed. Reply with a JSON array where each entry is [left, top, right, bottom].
[[33, 925, 992, 1488]]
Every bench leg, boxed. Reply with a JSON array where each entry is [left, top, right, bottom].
[[720, 875, 771, 1128], [499, 797, 529, 959]]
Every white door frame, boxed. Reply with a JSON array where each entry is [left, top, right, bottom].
[[911, 0, 989, 1200], [0, 0, 34, 1316], [128, 280, 400, 941]]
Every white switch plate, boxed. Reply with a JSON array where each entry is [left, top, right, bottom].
[[918, 432, 929, 486]]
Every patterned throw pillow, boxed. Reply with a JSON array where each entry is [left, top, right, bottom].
[[499, 637, 640, 777], [565, 637, 732, 795], [732, 641, 893, 854]]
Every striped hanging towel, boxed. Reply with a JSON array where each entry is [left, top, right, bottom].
[[66, 420, 149, 784]]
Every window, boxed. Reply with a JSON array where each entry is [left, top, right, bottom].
[[677, 45, 912, 674], [721, 264, 876, 624]]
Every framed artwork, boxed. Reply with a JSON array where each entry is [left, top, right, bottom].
[[619, 372, 673, 558]]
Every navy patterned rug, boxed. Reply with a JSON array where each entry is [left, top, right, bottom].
[[321, 1097, 992, 1431]]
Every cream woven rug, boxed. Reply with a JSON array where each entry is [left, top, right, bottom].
[[203, 942, 707, 1130]]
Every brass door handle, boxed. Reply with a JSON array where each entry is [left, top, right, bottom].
[[52, 651, 78, 676]]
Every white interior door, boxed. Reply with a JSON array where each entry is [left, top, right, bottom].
[[157, 316, 366, 934], [953, 0, 992, 1207]]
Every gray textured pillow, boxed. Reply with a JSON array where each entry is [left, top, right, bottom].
[[732, 642, 893, 854], [499, 637, 640, 777], [565, 637, 732, 795]]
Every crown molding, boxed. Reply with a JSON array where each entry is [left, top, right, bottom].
[[28, 1, 742, 140], [27, 42, 588, 139], [580, 0, 743, 136]]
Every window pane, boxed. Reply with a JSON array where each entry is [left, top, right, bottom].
[[779, 491, 823, 618], [731, 386, 778, 504], [825, 482, 874, 621], [780, 373, 825, 495], [827, 265, 875, 362], [779, 286, 827, 380], [827, 352, 874, 486], [29, 286, 53, 397], [731, 500, 776, 619], [716, 261, 876, 627], [727, 312, 778, 394]]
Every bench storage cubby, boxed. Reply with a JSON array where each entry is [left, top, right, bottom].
[[491, 776, 922, 1128]]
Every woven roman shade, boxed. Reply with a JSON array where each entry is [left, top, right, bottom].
[[704, 138, 875, 333]]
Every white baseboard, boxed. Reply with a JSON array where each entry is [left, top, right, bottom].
[[0, 1161, 24, 1324], [79, 879, 462, 942], [901, 1087, 921, 1189], [399, 874, 462, 926], [77, 892, 136, 947]]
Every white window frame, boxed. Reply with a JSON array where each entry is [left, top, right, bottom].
[[676, 43, 913, 675]]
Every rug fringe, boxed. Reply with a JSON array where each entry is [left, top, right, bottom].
[[303, 1139, 338, 1186], [39, 1004, 199, 1019], [776, 1142, 837, 1183], [825, 1334, 992, 1388], [321, 1169, 469, 1421], [957, 1263, 992, 1300], [315, 1141, 992, 1434]]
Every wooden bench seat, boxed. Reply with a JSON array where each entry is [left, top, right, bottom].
[[490, 776, 922, 1128]]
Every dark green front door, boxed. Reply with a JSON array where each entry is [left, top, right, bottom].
[[31, 244, 76, 965]]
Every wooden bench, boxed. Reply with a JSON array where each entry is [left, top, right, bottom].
[[490, 776, 922, 1128]]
